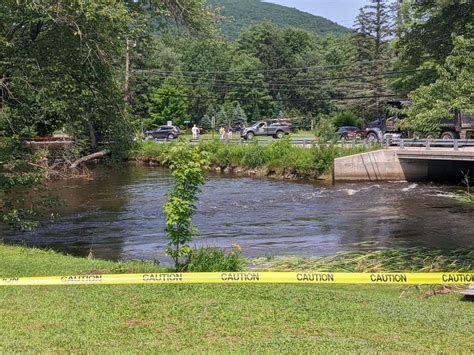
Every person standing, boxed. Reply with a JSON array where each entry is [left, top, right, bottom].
[[219, 126, 225, 140], [227, 127, 233, 140], [191, 124, 200, 140]]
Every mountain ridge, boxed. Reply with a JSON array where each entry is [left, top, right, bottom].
[[209, 0, 350, 40]]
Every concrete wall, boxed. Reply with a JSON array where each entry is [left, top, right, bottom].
[[334, 149, 474, 182], [333, 150, 428, 181]]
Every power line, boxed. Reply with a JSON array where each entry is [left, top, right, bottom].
[[145, 92, 399, 103], [131, 68, 432, 86], [133, 59, 396, 76]]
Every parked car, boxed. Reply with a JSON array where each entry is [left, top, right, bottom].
[[146, 125, 180, 140], [241, 121, 290, 140], [336, 126, 367, 140]]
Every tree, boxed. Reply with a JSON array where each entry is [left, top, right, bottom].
[[163, 144, 209, 271], [349, 0, 393, 119], [200, 114, 212, 130], [392, 0, 474, 95], [232, 102, 247, 126], [403, 36, 473, 134], [216, 106, 228, 128], [148, 75, 189, 127]]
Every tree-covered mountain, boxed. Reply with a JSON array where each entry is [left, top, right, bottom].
[[209, 0, 350, 40]]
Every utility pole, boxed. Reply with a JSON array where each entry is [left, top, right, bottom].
[[124, 38, 130, 103]]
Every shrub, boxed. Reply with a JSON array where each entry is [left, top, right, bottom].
[[331, 111, 361, 128], [187, 245, 246, 272], [314, 118, 337, 142], [241, 143, 266, 168]]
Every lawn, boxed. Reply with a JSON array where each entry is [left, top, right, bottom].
[[0, 244, 472, 352]]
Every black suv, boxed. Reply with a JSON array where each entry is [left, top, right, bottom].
[[146, 125, 180, 140]]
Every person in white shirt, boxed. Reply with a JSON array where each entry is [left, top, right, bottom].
[[191, 124, 200, 140]]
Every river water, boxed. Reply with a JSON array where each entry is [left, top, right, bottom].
[[1, 165, 473, 263]]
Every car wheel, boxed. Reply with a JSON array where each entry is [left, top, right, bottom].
[[366, 132, 378, 143], [246, 132, 254, 140], [275, 130, 284, 139], [440, 131, 455, 140], [167, 133, 175, 140]]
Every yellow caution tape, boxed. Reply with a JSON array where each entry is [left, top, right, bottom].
[[0, 272, 473, 286]]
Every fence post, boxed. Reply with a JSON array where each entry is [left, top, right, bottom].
[[399, 139, 404, 149], [425, 139, 430, 150]]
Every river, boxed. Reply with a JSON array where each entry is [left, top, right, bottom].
[[1, 165, 472, 263]]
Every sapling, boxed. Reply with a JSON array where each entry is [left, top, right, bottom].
[[163, 144, 209, 271]]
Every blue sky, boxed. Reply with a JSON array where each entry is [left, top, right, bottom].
[[263, 0, 367, 27]]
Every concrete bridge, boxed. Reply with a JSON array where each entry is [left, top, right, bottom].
[[334, 146, 474, 182]]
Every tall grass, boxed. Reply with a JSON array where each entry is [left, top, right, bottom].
[[253, 247, 474, 272], [187, 246, 246, 272], [131, 139, 376, 178]]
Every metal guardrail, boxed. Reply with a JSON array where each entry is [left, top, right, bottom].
[[152, 137, 376, 147], [151, 137, 474, 150], [386, 138, 474, 150]]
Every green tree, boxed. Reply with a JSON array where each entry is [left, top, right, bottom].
[[331, 111, 361, 128], [349, 0, 393, 119], [216, 106, 228, 128], [232, 102, 247, 126], [403, 36, 474, 134], [163, 144, 209, 271], [200, 114, 212, 130], [392, 0, 473, 95], [148, 75, 189, 127]]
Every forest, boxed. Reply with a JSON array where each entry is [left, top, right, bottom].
[[131, 0, 473, 134]]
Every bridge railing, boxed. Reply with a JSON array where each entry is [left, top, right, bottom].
[[386, 138, 474, 150], [151, 137, 378, 147]]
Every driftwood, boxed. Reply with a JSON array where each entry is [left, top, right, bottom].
[[70, 150, 109, 169]]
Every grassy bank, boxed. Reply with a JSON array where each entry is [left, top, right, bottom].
[[130, 139, 376, 179], [1, 243, 473, 352]]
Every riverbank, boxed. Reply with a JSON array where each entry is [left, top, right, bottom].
[[130, 140, 376, 180], [1, 243, 472, 352]]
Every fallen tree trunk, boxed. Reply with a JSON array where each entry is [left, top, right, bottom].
[[70, 150, 109, 169]]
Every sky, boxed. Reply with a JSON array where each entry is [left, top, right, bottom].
[[263, 0, 367, 28]]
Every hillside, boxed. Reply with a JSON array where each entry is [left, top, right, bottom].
[[209, 0, 350, 40]]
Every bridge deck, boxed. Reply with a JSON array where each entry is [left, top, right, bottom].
[[393, 147, 474, 161]]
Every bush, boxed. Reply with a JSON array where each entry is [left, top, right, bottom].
[[241, 143, 266, 168], [331, 111, 361, 128], [187, 245, 246, 272], [314, 118, 337, 142]]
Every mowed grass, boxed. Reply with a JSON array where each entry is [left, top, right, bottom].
[[1, 244, 473, 352]]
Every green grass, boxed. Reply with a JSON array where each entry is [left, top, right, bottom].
[[0, 243, 473, 352], [131, 139, 376, 179]]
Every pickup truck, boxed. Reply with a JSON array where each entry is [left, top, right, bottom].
[[241, 121, 290, 140]]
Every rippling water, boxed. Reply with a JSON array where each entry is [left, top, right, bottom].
[[1, 165, 472, 263]]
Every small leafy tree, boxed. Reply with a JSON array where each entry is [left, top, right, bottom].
[[163, 144, 209, 271], [200, 114, 212, 130], [314, 117, 337, 142]]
